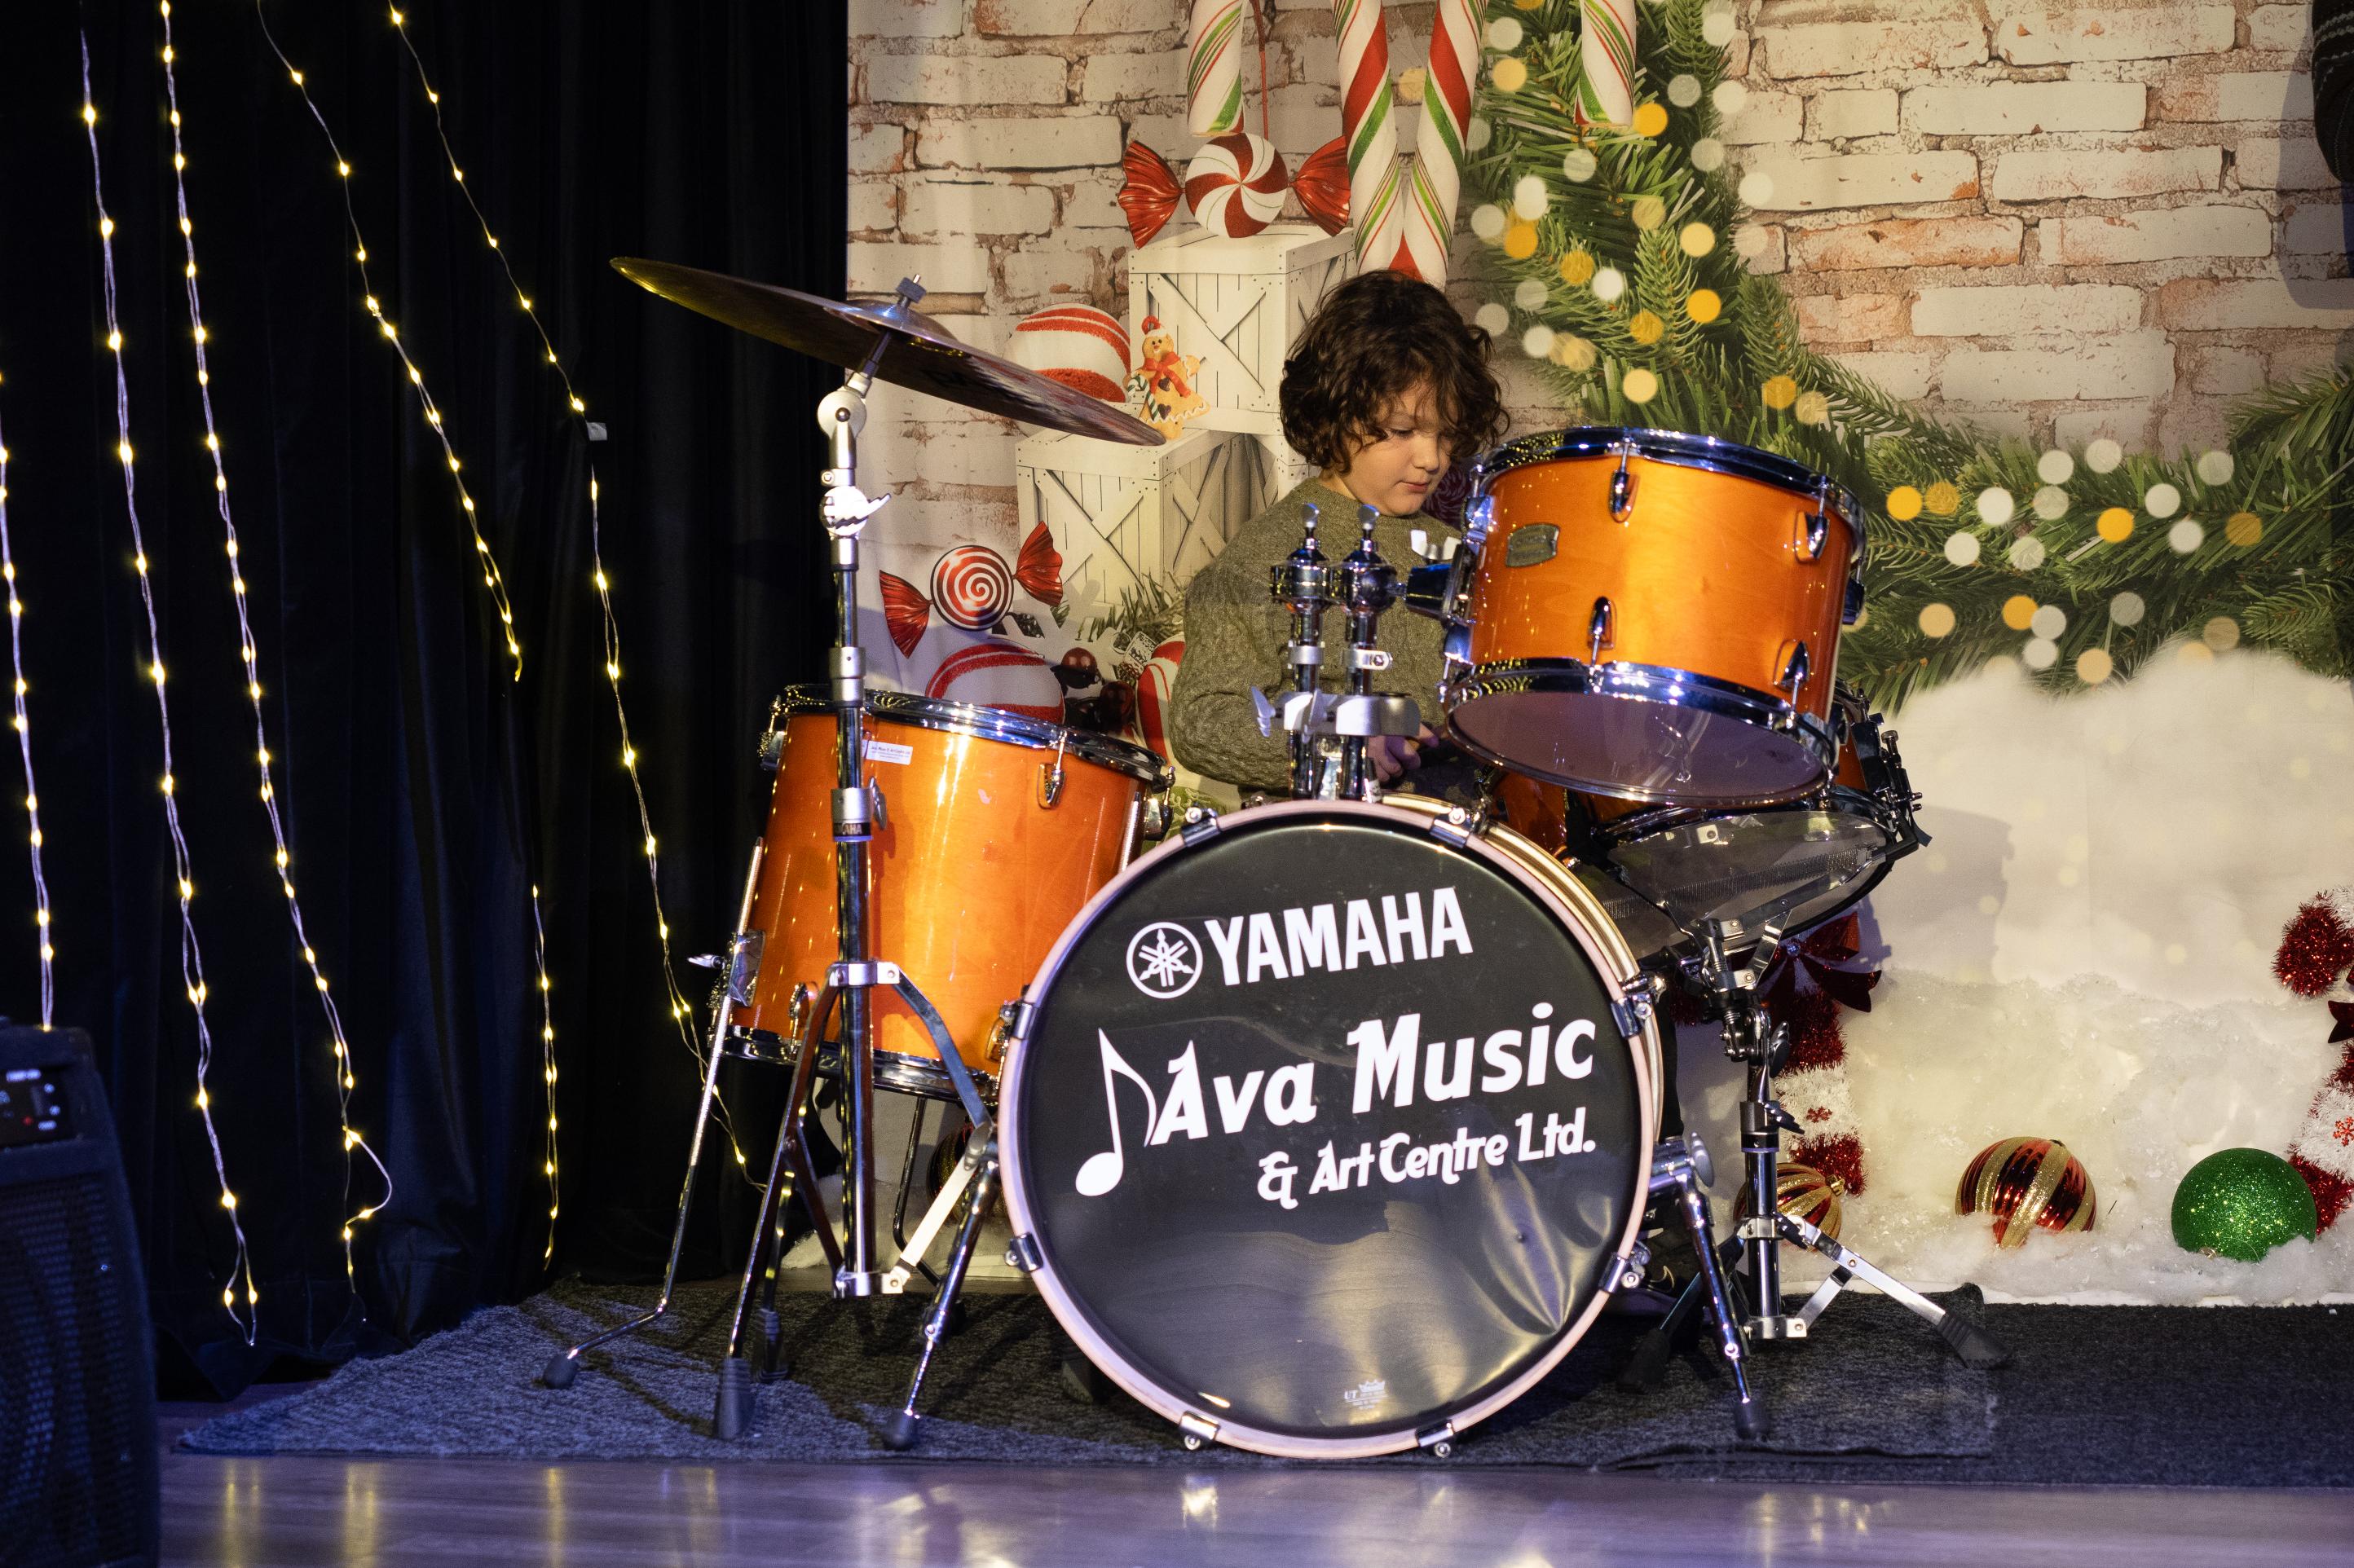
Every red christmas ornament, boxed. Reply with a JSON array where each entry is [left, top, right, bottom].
[[1734, 1159, 1846, 1242], [1956, 1137, 2097, 1248], [2274, 896, 2354, 997]]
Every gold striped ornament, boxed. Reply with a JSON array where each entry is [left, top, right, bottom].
[[1733, 1160, 1845, 1243], [1955, 1136, 2097, 1248]]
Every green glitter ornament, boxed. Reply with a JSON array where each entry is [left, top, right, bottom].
[[2170, 1147, 2320, 1261]]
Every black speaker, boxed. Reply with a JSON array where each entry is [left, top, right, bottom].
[[0, 1026, 159, 1568]]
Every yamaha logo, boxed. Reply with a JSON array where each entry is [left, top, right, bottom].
[[1125, 921, 1203, 999]]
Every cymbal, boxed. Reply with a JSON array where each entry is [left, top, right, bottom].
[[612, 258, 1163, 447]]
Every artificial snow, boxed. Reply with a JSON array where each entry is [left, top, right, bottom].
[[1677, 650, 2354, 1303]]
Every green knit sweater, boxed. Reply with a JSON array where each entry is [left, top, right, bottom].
[[1170, 478, 1462, 796]]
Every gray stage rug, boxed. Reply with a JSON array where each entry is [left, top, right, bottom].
[[180, 1280, 1991, 1470]]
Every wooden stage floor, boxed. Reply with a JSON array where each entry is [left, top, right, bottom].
[[159, 1438, 2354, 1567]]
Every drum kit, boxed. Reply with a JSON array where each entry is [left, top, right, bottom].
[[536, 260, 2007, 1458]]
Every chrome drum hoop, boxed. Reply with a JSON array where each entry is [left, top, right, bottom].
[[1474, 425, 1865, 561], [719, 1024, 998, 1107], [761, 681, 1174, 790], [995, 795, 1662, 1460], [1444, 657, 1840, 805]]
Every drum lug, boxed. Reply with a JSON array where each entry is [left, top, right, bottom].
[[1004, 1231, 1044, 1274], [1796, 509, 1831, 562], [1608, 442, 1638, 522], [1038, 732, 1069, 808], [783, 981, 813, 1045], [1603, 1239, 1653, 1294], [1587, 596, 1614, 666], [1416, 1420, 1457, 1457], [1428, 804, 1485, 848], [727, 930, 766, 1006], [1177, 1412, 1219, 1450], [1610, 990, 1653, 1042], [1775, 640, 1811, 695], [1843, 574, 1866, 627], [991, 998, 1034, 1055], [1179, 805, 1223, 845]]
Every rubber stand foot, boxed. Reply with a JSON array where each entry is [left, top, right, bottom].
[[1735, 1398, 1771, 1443], [1938, 1310, 2012, 1371], [882, 1407, 920, 1451], [1058, 1352, 1111, 1405], [540, 1353, 579, 1390], [1618, 1328, 1673, 1390], [714, 1359, 753, 1441]]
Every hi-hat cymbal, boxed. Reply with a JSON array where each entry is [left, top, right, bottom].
[[612, 258, 1162, 447]]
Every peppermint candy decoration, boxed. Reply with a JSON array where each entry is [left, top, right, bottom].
[[929, 544, 1015, 631], [1184, 132, 1289, 239], [924, 637, 1065, 723]]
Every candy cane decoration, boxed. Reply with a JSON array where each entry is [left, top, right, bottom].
[[1188, 0, 1248, 135], [1333, 0, 1481, 285], [1577, 0, 1638, 126], [1336, 0, 1404, 271]]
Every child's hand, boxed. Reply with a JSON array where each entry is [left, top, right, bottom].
[[1371, 725, 1439, 781]]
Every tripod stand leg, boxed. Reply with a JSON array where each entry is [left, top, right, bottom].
[[890, 1099, 940, 1288], [716, 1106, 802, 1440], [1779, 1215, 2010, 1369], [1675, 1174, 1769, 1442], [1619, 1235, 1743, 1390], [882, 1144, 999, 1451], [541, 983, 735, 1390]]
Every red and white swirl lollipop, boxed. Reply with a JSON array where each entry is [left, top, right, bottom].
[[929, 544, 1015, 631], [1184, 132, 1289, 239]]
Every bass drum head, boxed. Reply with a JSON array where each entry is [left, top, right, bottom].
[[999, 800, 1656, 1458]]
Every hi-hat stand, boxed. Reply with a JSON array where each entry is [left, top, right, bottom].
[[1624, 921, 2008, 1386]]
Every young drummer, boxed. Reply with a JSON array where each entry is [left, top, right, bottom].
[[1168, 270, 1507, 799]]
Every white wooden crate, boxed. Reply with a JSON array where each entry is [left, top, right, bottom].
[[1016, 426, 1272, 622], [1129, 223, 1356, 437]]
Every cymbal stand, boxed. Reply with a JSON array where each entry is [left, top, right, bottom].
[[540, 842, 769, 1390], [1624, 921, 2007, 1382], [712, 275, 1001, 1441]]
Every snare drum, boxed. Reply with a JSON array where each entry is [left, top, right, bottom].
[[997, 795, 1661, 1457], [726, 686, 1170, 1096], [1492, 685, 1922, 958], [1441, 428, 1864, 808]]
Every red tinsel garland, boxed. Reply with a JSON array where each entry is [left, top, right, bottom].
[[2274, 896, 2354, 997], [2276, 892, 2354, 1231]]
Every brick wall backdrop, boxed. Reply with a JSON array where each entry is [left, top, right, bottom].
[[846, 0, 2351, 542]]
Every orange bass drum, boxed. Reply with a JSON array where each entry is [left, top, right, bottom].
[[1438, 429, 1865, 809], [725, 685, 1170, 1097]]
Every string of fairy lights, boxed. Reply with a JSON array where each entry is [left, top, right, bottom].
[[246, 1, 573, 1254], [529, 884, 559, 1263], [383, 5, 750, 1187], [157, 0, 393, 1297], [0, 393, 55, 1030], [80, 32, 258, 1341], [246, 5, 522, 684]]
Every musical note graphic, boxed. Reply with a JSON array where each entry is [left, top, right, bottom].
[[1075, 1031, 1160, 1197]]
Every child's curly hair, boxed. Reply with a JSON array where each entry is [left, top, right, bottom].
[[1279, 271, 1507, 475]]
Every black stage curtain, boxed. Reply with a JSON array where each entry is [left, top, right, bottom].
[[0, 0, 844, 1393]]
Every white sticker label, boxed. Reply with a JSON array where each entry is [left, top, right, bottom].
[[865, 739, 915, 766]]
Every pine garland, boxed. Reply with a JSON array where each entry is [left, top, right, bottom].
[[1465, 0, 2353, 708]]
